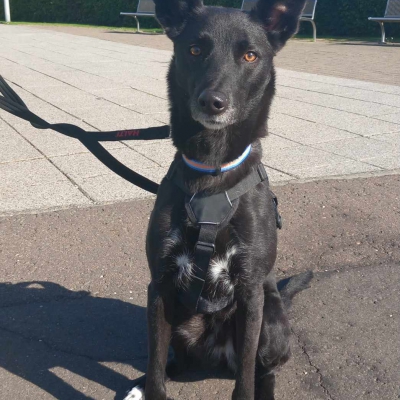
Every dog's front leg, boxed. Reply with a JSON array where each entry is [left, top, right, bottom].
[[145, 282, 171, 400], [233, 286, 264, 400]]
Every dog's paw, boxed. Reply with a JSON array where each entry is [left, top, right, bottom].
[[124, 386, 145, 400]]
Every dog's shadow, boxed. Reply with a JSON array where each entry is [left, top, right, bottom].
[[0, 281, 152, 399], [0, 278, 297, 399], [0, 281, 235, 400]]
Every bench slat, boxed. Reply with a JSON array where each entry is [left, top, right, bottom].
[[120, 12, 155, 17], [368, 17, 400, 22]]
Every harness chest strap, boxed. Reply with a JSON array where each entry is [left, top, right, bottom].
[[167, 161, 281, 314]]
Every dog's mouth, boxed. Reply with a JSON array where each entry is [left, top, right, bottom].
[[190, 107, 236, 130], [196, 117, 230, 130]]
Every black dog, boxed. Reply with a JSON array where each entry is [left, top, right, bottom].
[[125, 1, 311, 399]]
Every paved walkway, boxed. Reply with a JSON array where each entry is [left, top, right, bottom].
[[35, 25, 400, 86], [1, 25, 399, 215]]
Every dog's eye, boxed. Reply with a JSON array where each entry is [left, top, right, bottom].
[[190, 45, 202, 56], [244, 51, 258, 63]]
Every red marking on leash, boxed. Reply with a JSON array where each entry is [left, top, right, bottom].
[[116, 130, 140, 138]]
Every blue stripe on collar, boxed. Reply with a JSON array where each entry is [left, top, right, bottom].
[[182, 145, 252, 174]]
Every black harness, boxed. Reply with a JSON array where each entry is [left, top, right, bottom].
[[0, 75, 282, 315], [167, 160, 282, 314]]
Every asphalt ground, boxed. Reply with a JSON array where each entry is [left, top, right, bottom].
[[1, 174, 399, 400]]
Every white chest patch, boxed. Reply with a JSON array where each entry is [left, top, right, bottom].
[[208, 246, 237, 291], [172, 245, 238, 290], [173, 250, 193, 286]]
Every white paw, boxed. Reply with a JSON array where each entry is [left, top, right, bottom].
[[124, 386, 145, 400]]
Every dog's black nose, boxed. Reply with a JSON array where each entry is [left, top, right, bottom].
[[198, 90, 227, 115]]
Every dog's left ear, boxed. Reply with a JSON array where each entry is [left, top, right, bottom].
[[154, 0, 204, 39], [252, 0, 307, 52]]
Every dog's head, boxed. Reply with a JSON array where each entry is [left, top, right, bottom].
[[155, 0, 306, 156]]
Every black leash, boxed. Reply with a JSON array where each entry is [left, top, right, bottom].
[[0, 76, 283, 315], [0, 76, 170, 194]]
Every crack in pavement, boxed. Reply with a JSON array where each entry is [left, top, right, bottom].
[[291, 327, 335, 400]]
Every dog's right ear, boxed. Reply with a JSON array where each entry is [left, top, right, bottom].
[[154, 0, 204, 39], [252, 0, 307, 52]]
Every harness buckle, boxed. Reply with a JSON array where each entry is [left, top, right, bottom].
[[195, 240, 216, 254]]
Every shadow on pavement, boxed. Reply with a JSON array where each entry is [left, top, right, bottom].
[[0, 281, 234, 399], [0, 281, 149, 399], [0, 274, 317, 399]]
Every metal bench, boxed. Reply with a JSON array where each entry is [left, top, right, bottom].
[[368, 0, 400, 44], [120, 0, 157, 33], [241, 0, 318, 42]]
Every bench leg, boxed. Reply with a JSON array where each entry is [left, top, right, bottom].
[[310, 19, 317, 42], [300, 19, 317, 42], [379, 22, 386, 44], [134, 16, 140, 33]]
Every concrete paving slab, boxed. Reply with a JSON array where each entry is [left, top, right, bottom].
[[77, 168, 165, 203], [268, 114, 359, 145], [0, 154, 93, 213], [1, 67, 66, 89], [373, 132, 400, 143], [92, 88, 169, 114], [0, 180, 92, 213], [263, 166, 295, 182], [272, 97, 400, 136], [292, 161, 381, 180], [277, 68, 400, 95], [374, 112, 400, 124], [312, 137, 398, 162], [67, 105, 166, 131], [362, 156, 400, 170], [276, 76, 400, 108], [262, 145, 378, 177], [132, 141, 176, 167], [30, 85, 106, 109], [46, 70, 130, 93], [0, 158, 69, 187], [50, 148, 159, 182], [127, 76, 169, 99], [149, 112, 170, 124], [0, 119, 43, 163], [276, 86, 400, 117], [261, 134, 300, 151]]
